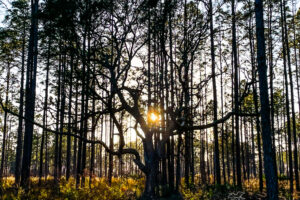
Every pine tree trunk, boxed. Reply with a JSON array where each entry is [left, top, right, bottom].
[[209, 0, 221, 185], [76, 31, 87, 188], [231, 0, 242, 188], [280, 0, 294, 193], [39, 39, 51, 184], [0, 65, 10, 179], [54, 53, 61, 184], [15, 21, 26, 185], [20, 0, 39, 188], [58, 54, 66, 179], [283, 0, 299, 190], [73, 60, 79, 176], [255, 0, 279, 197], [66, 53, 74, 181], [249, 11, 263, 191], [89, 54, 96, 186]]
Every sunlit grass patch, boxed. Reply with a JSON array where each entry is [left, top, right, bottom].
[[1, 176, 300, 199], [0, 176, 144, 200]]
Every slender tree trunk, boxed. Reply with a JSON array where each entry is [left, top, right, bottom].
[[255, 0, 279, 198], [15, 21, 26, 185], [250, 118, 256, 178], [292, 3, 300, 160], [249, 10, 263, 191], [76, 30, 87, 188], [182, 0, 191, 187], [175, 133, 182, 191], [81, 34, 90, 188], [167, 7, 175, 192], [0, 65, 10, 179], [200, 90, 206, 184], [73, 60, 79, 176], [241, 119, 246, 180], [231, 53, 236, 186], [54, 53, 61, 184], [108, 116, 114, 185], [58, 54, 66, 179], [283, 0, 299, 190], [39, 39, 51, 185], [20, 0, 39, 188], [219, 30, 226, 184], [89, 55, 96, 186], [209, 0, 221, 185], [66, 52, 74, 181], [268, 0, 276, 152], [225, 125, 230, 183], [231, 0, 242, 188], [280, 0, 294, 194], [108, 3, 114, 185], [99, 102, 104, 177], [293, 3, 300, 190]]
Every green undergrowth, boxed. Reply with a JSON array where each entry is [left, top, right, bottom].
[[0, 177, 144, 200], [0, 177, 299, 199]]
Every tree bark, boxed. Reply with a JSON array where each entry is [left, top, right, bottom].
[[231, 0, 242, 188], [39, 39, 51, 184], [15, 20, 26, 185], [0, 64, 10, 179], [282, 0, 299, 190], [20, 0, 39, 188], [280, 0, 294, 194], [209, 0, 221, 185], [66, 52, 74, 181], [255, 0, 279, 198]]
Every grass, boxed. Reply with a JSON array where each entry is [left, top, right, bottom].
[[0, 176, 144, 200], [0, 176, 299, 199]]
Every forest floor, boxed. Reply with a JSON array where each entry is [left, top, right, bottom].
[[0, 176, 299, 199]]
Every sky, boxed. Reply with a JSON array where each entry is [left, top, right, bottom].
[[0, 0, 299, 22], [0, 0, 9, 23]]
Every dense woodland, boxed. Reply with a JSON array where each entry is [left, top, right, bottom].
[[0, 0, 299, 199]]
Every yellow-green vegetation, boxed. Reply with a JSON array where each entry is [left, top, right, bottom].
[[1, 177, 300, 199], [180, 178, 300, 200], [0, 177, 144, 200], [243, 178, 300, 200]]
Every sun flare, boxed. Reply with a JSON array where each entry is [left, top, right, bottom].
[[150, 113, 158, 122]]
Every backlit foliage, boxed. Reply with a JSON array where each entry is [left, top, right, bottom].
[[0, 177, 144, 200], [1, 177, 300, 199]]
